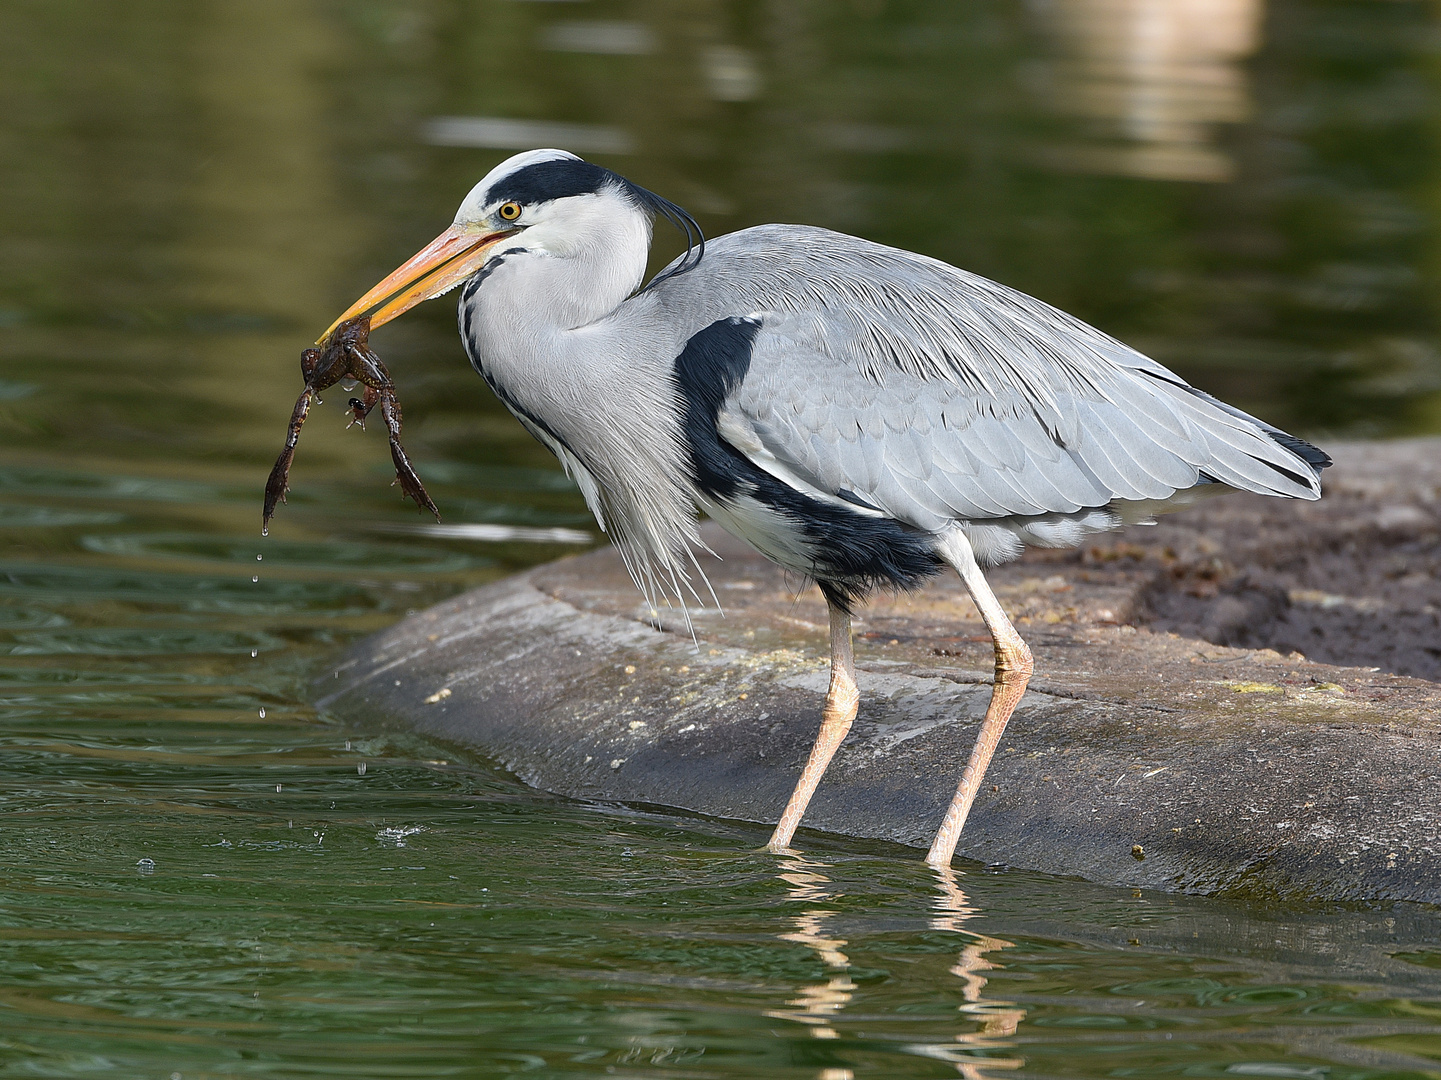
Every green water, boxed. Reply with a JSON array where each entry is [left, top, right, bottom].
[[1, 0, 1440, 1076]]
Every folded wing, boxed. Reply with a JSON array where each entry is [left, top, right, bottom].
[[656, 226, 1326, 532]]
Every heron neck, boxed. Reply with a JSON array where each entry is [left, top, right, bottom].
[[456, 232, 687, 468], [455, 240, 700, 610]]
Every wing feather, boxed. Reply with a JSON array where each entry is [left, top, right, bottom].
[[646, 224, 1324, 527]]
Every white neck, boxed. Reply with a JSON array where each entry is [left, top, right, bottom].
[[455, 187, 704, 608], [459, 188, 668, 422]]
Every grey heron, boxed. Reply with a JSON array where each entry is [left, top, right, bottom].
[[320, 149, 1329, 866]]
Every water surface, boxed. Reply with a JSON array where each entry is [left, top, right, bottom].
[[1, 1, 1439, 1076]]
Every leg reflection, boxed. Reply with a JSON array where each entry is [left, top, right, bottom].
[[764, 854, 857, 1056], [922, 866, 1027, 1078]]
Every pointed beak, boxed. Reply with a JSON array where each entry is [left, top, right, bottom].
[[318, 224, 515, 343]]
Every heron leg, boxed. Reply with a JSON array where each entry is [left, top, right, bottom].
[[767, 596, 858, 852], [927, 531, 1033, 867]]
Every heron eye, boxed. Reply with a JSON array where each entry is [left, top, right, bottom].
[[498, 202, 522, 222]]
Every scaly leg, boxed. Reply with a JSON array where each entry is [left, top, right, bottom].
[[927, 531, 1033, 868], [768, 596, 859, 852]]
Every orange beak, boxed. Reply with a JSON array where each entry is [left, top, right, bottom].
[[318, 223, 516, 343]]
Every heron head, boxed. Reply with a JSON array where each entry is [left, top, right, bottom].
[[320, 150, 702, 342]]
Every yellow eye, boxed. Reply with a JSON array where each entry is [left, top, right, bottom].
[[498, 202, 522, 222]]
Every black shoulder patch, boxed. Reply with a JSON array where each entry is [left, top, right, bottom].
[[673, 316, 946, 611], [488, 159, 613, 205], [673, 317, 760, 503]]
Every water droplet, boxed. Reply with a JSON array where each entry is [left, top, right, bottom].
[[252, 575, 259, 583], [256, 554, 263, 561], [275, 784, 282, 793], [345, 740, 351, 751], [357, 762, 367, 776], [137, 857, 156, 874], [250, 649, 258, 658], [258, 707, 266, 718], [261, 525, 269, 537]]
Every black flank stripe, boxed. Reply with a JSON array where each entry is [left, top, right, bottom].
[[672, 317, 944, 611]]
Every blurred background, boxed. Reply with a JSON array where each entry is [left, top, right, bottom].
[[5, 0, 1441, 489], [2, 2, 1441, 1076]]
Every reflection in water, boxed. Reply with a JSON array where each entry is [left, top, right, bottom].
[[1032, 0, 1262, 181], [766, 854, 858, 1052], [913, 868, 1027, 1078], [767, 858, 1027, 1079], [2, 3, 1441, 1074]]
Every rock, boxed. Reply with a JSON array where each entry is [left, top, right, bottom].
[[1139, 437, 1441, 679], [316, 438, 1441, 903]]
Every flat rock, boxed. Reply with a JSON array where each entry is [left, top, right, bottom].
[[316, 438, 1441, 903]]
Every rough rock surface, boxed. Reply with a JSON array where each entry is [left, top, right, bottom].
[[316, 438, 1441, 903]]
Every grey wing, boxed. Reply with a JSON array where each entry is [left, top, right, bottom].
[[726, 317, 1321, 537], [664, 227, 1325, 533]]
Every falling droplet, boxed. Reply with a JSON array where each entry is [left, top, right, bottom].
[[256, 554, 263, 561], [258, 707, 266, 718], [345, 740, 351, 751], [250, 649, 257, 658], [275, 783, 282, 793], [252, 575, 259, 583], [357, 762, 367, 776]]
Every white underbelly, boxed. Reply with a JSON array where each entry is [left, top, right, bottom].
[[697, 492, 820, 579]]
